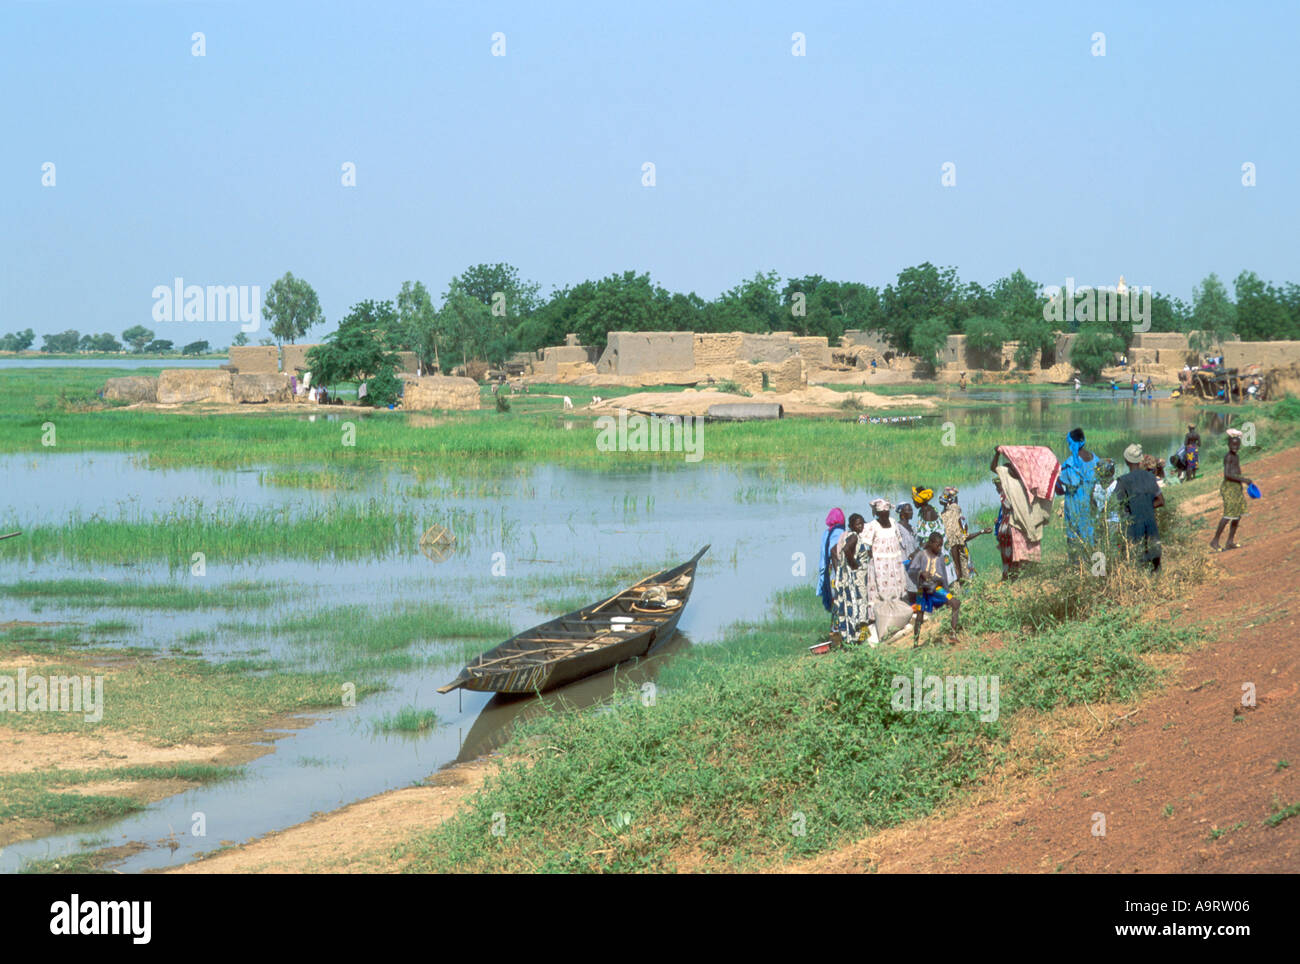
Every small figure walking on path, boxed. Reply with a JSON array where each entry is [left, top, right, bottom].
[[1209, 429, 1253, 551]]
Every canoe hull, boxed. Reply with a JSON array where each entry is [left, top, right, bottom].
[[439, 546, 707, 695]]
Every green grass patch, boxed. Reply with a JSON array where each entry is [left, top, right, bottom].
[[376, 705, 440, 733], [0, 649, 382, 743], [1265, 800, 1300, 828], [0, 763, 237, 831]]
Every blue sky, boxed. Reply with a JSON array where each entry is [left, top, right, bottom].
[[3, 0, 1297, 344]]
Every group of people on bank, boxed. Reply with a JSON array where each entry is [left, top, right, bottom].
[[816, 485, 988, 649], [816, 422, 1253, 649]]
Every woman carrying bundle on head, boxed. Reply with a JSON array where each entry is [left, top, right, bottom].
[[990, 445, 1061, 579]]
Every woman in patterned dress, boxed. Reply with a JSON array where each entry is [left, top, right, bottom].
[[830, 513, 868, 644], [912, 486, 957, 585], [861, 498, 908, 608], [938, 486, 989, 582]]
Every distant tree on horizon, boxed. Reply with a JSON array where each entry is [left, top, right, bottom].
[[264, 272, 324, 345], [121, 324, 153, 352]]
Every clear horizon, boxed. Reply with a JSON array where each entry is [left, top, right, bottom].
[[4, 0, 1297, 345]]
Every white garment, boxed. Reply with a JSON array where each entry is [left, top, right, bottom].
[[358, 382, 368, 399]]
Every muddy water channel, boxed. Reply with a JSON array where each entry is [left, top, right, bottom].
[[0, 395, 1222, 872]]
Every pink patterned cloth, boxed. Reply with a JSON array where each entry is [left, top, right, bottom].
[[997, 446, 1061, 501]]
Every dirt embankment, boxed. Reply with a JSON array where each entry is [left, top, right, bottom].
[[168, 757, 497, 874], [589, 386, 934, 418], [795, 442, 1300, 873]]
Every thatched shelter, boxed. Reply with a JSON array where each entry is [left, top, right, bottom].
[[157, 369, 236, 404], [403, 375, 480, 411], [102, 376, 158, 403]]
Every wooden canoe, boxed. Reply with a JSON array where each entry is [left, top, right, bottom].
[[437, 545, 708, 695]]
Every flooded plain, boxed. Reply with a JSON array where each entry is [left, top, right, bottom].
[[0, 393, 1224, 872]]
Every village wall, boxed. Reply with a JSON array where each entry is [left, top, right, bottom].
[[228, 345, 280, 374], [1223, 340, 1300, 371], [790, 336, 831, 368], [281, 343, 321, 374], [731, 355, 806, 394], [596, 332, 695, 375], [693, 333, 744, 370], [535, 345, 591, 375]]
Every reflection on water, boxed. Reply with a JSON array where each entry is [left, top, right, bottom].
[[453, 633, 691, 764], [0, 398, 1217, 872]]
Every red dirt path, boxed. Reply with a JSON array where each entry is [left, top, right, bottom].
[[799, 443, 1300, 873]]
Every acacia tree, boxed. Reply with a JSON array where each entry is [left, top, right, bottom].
[[263, 272, 324, 345], [306, 300, 400, 390], [121, 325, 154, 353]]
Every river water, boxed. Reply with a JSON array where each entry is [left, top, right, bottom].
[[0, 358, 224, 369], [0, 393, 1227, 872]]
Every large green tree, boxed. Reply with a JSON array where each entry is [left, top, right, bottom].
[[962, 315, 1010, 365], [448, 263, 541, 322], [781, 276, 881, 340], [879, 263, 966, 353], [41, 330, 80, 353], [1234, 270, 1292, 341], [121, 325, 154, 353], [306, 300, 400, 388], [711, 270, 783, 334], [396, 280, 440, 369], [0, 329, 35, 351], [1188, 273, 1237, 356], [909, 317, 952, 372], [263, 272, 324, 345], [1070, 328, 1125, 381]]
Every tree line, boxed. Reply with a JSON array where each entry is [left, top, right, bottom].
[[0, 325, 210, 355], [6, 266, 1297, 377], [288, 264, 1299, 377]]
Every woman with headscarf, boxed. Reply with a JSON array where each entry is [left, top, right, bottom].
[[912, 486, 956, 585], [860, 499, 910, 640], [829, 512, 868, 644], [816, 508, 845, 616], [1058, 427, 1098, 554]]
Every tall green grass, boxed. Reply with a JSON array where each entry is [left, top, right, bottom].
[[0, 499, 420, 566]]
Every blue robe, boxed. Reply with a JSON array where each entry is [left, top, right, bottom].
[[1060, 453, 1098, 546], [817, 525, 844, 611]]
